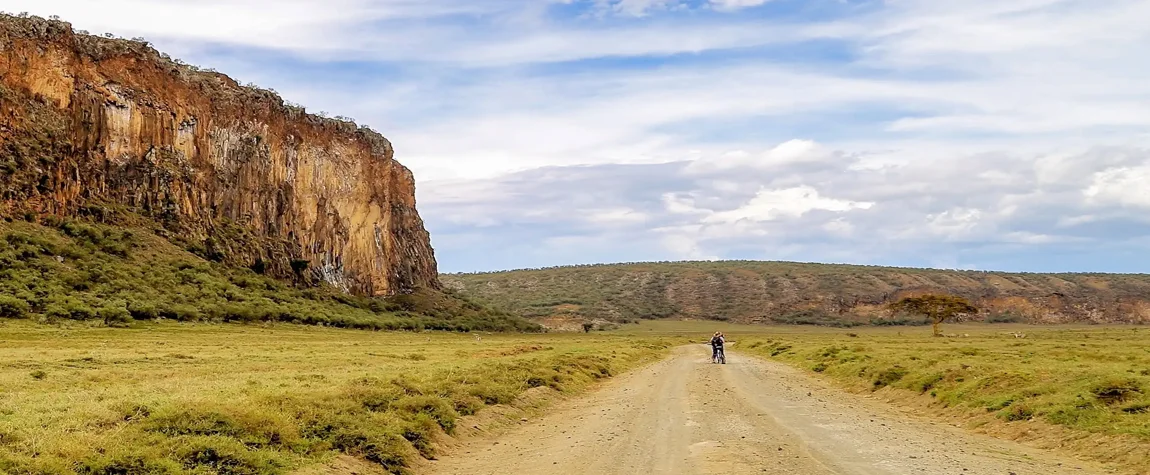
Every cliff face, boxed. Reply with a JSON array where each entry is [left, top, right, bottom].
[[0, 14, 438, 296]]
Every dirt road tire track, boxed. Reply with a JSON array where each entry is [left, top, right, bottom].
[[425, 345, 1115, 475]]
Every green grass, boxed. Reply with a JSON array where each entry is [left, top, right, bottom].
[[0, 218, 539, 332], [0, 321, 671, 474], [729, 324, 1150, 440], [443, 261, 1150, 325]]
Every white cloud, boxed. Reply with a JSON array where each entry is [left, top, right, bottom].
[[703, 186, 874, 224], [660, 234, 719, 260], [662, 193, 705, 215], [420, 140, 1150, 270], [5, 0, 815, 65], [1085, 166, 1150, 208], [926, 208, 984, 239], [594, 0, 770, 17], [709, 0, 771, 12], [584, 208, 650, 225], [684, 139, 832, 174], [597, 0, 681, 17]]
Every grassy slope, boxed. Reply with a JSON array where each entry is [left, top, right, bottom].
[[0, 218, 538, 332], [0, 321, 670, 474], [443, 261, 1150, 325]]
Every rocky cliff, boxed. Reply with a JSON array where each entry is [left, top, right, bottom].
[[0, 14, 438, 296]]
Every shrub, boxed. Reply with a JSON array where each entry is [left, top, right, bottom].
[[1001, 403, 1035, 421], [176, 438, 289, 475], [158, 304, 202, 322], [872, 366, 909, 389], [78, 454, 181, 475], [128, 301, 159, 320], [1091, 377, 1143, 405], [97, 304, 132, 326], [45, 299, 96, 320], [0, 295, 30, 319]]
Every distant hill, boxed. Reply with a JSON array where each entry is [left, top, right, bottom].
[[441, 261, 1150, 327]]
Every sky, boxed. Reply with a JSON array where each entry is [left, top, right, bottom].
[[7, 0, 1150, 273]]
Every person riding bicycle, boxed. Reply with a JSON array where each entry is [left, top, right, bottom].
[[709, 331, 725, 361]]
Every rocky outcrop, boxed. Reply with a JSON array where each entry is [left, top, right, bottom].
[[0, 14, 438, 296]]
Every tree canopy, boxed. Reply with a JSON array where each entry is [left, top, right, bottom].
[[890, 294, 977, 336]]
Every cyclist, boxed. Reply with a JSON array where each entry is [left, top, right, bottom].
[[709, 331, 725, 363]]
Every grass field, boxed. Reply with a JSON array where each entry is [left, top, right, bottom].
[[4, 318, 1149, 474], [0, 321, 670, 474]]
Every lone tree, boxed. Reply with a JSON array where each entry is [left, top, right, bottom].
[[890, 294, 977, 337]]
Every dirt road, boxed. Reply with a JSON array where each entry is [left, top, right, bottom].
[[426, 345, 1116, 475]]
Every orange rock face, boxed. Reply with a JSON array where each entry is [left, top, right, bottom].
[[0, 15, 439, 296]]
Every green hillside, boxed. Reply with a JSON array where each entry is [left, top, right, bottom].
[[0, 216, 539, 332], [442, 261, 1150, 326]]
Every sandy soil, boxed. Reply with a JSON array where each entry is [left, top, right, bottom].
[[425, 345, 1117, 475]]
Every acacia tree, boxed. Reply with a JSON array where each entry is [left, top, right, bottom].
[[890, 294, 977, 337]]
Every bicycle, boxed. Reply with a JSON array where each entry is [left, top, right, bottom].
[[712, 346, 726, 364]]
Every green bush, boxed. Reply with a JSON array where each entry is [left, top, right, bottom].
[[1091, 377, 1143, 405], [128, 301, 159, 320], [0, 295, 30, 319], [872, 366, 909, 389], [45, 298, 96, 320], [97, 304, 132, 326], [1001, 403, 1035, 421]]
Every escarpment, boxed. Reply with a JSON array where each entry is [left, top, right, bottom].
[[0, 14, 438, 296], [443, 262, 1150, 325]]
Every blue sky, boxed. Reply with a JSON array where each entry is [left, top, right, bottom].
[[9, 0, 1150, 273]]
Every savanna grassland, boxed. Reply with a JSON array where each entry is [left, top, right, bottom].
[[0, 321, 671, 474], [626, 321, 1150, 469]]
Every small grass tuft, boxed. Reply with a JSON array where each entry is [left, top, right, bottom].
[[1092, 377, 1143, 405]]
